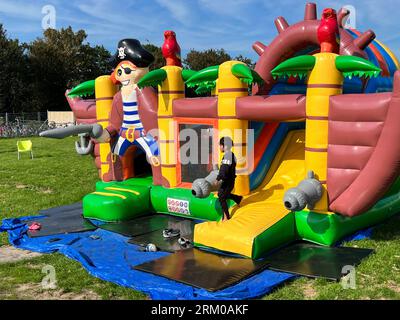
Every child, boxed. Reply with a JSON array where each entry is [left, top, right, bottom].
[[216, 137, 243, 221]]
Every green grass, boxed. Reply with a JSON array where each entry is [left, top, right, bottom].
[[0, 137, 98, 247], [1, 137, 399, 300], [0, 137, 146, 299], [0, 254, 147, 300]]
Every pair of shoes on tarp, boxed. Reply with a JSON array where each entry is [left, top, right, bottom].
[[138, 238, 192, 253], [163, 228, 180, 239], [178, 237, 192, 249], [163, 229, 192, 248]]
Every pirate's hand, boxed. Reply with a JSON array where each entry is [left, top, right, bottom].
[[126, 127, 136, 143]]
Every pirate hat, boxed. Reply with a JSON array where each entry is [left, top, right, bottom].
[[109, 39, 154, 68]]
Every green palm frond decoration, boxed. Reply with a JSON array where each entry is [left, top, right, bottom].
[[195, 82, 217, 95], [271, 55, 316, 80], [231, 64, 264, 86], [335, 56, 381, 79], [137, 69, 167, 89], [68, 80, 95, 98], [185, 65, 219, 89], [181, 69, 197, 82]]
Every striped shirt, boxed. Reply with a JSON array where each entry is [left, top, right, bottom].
[[121, 90, 144, 130]]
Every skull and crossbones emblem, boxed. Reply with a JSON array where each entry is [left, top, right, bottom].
[[118, 47, 126, 59]]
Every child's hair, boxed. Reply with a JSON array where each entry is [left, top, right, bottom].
[[219, 137, 233, 149]]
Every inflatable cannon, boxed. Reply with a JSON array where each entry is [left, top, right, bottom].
[[39, 124, 104, 155], [191, 170, 221, 198], [283, 171, 323, 211]]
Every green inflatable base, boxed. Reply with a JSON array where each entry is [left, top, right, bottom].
[[83, 177, 232, 222], [296, 191, 400, 246], [150, 185, 234, 221], [83, 177, 154, 222], [82, 176, 400, 259], [252, 213, 296, 259]]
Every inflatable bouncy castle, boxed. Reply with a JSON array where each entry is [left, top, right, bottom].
[[42, 3, 400, 260]]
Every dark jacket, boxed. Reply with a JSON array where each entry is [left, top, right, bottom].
[[216, 151, 237, 186]]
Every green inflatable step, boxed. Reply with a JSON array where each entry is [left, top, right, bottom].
[[94, 176, 154, 191], [83, 179, 153, 222]]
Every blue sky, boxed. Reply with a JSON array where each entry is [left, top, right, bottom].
[[1, 0, 399, 62]]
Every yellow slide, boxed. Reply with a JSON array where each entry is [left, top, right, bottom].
[[194, 130, 306, 258]]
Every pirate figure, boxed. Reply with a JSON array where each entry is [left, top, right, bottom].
[[97, 39, 160, 180]]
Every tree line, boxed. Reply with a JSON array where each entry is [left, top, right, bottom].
[[0, 25, 254, 113]]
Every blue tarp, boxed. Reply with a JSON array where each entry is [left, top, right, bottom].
[[0, 215, 371, 300]]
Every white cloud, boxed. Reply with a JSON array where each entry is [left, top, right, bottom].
[[155, 0, 195, 25], [201, 0, 268, 26], [197, 0, 254, 22], [0, 0, 41, 20], [75, 0, 163, 33]]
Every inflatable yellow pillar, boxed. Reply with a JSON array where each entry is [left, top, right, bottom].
[[305, 53, 343, 212], [217, 61, 250, 196], [95, 75, 118, 181], [157, 66, 185, 188]]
